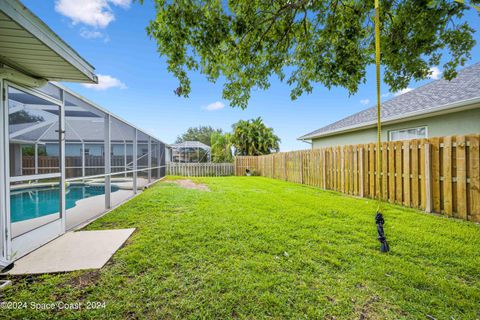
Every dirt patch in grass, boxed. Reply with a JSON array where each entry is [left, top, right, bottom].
[[64, 270, 101, 289], [168, 179, 210, 191], [358, 295, 380, 320]]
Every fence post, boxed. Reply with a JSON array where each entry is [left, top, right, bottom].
[[271, 155, 275, 178], [443, 137, 453, 216], [300, 152, 304, 184], [456, 136, 467, 219], [359, 147, 364, 197], [340, 146, 345, 193], [322, 149, 327, 189], [34, 143, 38, 175], [424, 143, 433, 213]]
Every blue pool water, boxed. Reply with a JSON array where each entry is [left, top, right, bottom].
[[10, 184, 119, 222]]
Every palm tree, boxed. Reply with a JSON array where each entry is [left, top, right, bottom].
[[210, 132, 234, 162], [231, 117, 280, 156]]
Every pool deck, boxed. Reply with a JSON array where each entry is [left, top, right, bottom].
[[6, 228, 136, 275], [11, 177, 149, 237], [6, 177, 155, 272], [66, 189, 133, 230], [11, 189, 134, 237], [10, 176, 150, 237]]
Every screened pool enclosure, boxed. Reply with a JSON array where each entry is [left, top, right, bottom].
[[0, 0, 168, 265], [2, 81, 167, 262]]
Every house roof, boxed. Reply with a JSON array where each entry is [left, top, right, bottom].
[[298, 62, 480, 140], [171, 141, 211, 150], [0, 0, 97, 83]]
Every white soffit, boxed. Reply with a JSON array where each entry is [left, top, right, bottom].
[[0, 0, 97, 83]]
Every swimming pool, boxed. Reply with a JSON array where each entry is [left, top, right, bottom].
[[10, 184, 119, 222]]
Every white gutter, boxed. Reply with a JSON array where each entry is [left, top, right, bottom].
[[10, 139, 45, 145], [299, 139, 312, 145], [298, 97, 480, 140]]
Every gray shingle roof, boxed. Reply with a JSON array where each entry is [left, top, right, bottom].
[[299, 62, 480, 140]]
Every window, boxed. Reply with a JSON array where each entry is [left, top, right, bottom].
[[389, 126, 427, 141]]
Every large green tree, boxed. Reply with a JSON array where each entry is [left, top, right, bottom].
[[9, 111, 44, 124], [175, 125, 223, 146], [231, 117, 280, 155], [144, 0, 478, 109]]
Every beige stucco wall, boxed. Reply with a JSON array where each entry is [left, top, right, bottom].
[[311, 106, 480, 149]]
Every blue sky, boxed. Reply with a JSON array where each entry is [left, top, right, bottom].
[[23, 0, 480, 150]]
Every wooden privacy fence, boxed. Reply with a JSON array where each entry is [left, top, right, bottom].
[[167, 162, 234, 177], [235, 134, 480, 222], [22, 156, 133, 177]]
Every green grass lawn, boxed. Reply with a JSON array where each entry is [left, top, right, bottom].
[[2, 177, 480, 319]]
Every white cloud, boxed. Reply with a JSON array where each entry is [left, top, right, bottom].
[[54, 0, 131, 28], [360, 99, 370, 106], [82, 74, 127, 90], [429, 66, 442, 80], [205, 101, 225, 111], [79, 28, 111, 42], [108, 0, 131, 8], [381, 92, 393, 98], [79, 29, 104, 39], [394, 87, 413, 96]]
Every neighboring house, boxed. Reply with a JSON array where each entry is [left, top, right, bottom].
[[171, 141, 211, 163], [298, 63, 480, 148]]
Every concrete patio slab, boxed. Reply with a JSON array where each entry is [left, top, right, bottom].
[[6, 228, 135, 275]]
